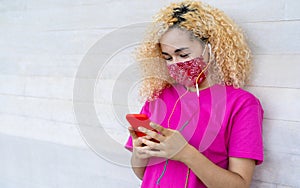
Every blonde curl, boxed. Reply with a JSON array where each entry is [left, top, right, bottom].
[[135, 0, 252, 101]]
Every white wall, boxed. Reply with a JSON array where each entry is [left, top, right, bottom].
[[0, 0, 299, 187]]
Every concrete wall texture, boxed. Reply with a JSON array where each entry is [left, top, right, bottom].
[[0, 0, 299, 187]]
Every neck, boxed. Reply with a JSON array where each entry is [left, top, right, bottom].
[[185, 79, 210, 92]]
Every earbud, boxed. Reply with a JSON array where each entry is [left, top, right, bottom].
[[196, 43, 212, 97], [208, 43, 211, 55]]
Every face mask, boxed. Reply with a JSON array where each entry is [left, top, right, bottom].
[[167, 56, 208, 87]]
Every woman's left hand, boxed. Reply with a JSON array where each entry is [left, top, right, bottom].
[[137, 122, 190, 161]]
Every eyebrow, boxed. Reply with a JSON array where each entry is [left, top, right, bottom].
[[174, 47, 189, 53], [162, 47, 189, 55]]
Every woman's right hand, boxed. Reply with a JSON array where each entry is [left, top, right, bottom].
[[128, 126, 151, 167]]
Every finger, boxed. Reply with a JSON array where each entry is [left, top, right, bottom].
[[138, 126, 165, 142], [135, 135, 152, 147], [128, 126, 138, 139], [142, 135, 152, 140], [135, 146, 152, 157], [139, 137, 161, 150], [150, 122, 169, 136], [135, 146, 147, 154], [135, 149, 147, 158], [137, 145, 151, 151], [135, 137, 143, 146], [142, 148, 165, 158]]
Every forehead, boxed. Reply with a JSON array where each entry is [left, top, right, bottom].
[[159, 28, 194, 48]]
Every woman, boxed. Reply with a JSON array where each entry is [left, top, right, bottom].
[[125, 1, 264, 187]]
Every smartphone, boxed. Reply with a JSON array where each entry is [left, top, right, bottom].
[[126, 114, 153, 137]]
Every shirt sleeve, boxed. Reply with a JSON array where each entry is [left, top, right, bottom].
[[228, 94, 264, 165], [124, 101, 151, 152]]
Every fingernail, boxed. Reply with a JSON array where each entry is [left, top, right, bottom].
[[138, 127, 145, 131]]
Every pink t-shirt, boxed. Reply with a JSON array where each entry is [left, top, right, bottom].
[[125, 84, 264, 188]]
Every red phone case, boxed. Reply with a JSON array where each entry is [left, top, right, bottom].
[[126, 114, 153, 137]]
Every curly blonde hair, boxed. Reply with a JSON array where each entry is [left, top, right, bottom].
[[136, 0, 252, 101]]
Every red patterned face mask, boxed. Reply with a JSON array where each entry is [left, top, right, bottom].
[[167, 56, 208, 87]]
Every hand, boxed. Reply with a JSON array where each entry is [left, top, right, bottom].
[[128, 126, 152, 160], [137, 122, 189, 161]]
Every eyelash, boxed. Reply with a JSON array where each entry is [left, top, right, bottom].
[[164, 54, 190, 61], [180, 54, 189, 58]]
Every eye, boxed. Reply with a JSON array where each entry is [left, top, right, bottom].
[[162, 55, 172, 61], [165, 57, 172, 61], [180, 54, 190, 58]]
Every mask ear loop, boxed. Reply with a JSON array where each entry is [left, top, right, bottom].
[[196, 43, 212, 96]]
